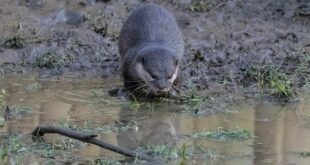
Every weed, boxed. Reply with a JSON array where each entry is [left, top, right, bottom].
[[0, 146, 8, 165], [7, 135, 26, 153], [90, 159, 122, 165], [34, 52, 75, 69], [247, 65, 296, 100], [179, 87, 205, 106], [25, 82, 42, 92], [143, 144, 193, 160], [0, 35, 49, 49], [193, 127, 255, 141], [129, 99, 142, 109], [300, 152, 310, 157], [190, 0, 224, 12]]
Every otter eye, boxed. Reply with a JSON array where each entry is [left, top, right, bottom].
[[150, 73, 157, 79], [175, 59, 179, 66], [168, 74, 173, 79], [141, 56, 145, 64]]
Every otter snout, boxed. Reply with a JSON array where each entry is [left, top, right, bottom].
[[153, 79, 171, 92]]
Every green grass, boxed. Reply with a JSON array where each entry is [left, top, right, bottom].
[[190, 0, 224, 12], [142, 144, 193, 160], [90, 159, 122, 165], [6, 135, 27, 153], [33, 52, 75, 69], [300, 152, 310, 157], [247, 65, 296, 101], [0, 89, 6, 111], [193, 127, 255, 141], [179, 88, 205, 106], [0, 34, 49, 49]]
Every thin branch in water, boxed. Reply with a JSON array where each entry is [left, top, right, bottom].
[[32, 126, 161, 163]]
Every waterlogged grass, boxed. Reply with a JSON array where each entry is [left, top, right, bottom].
[[54, 116, 138, 134], [143, 144, 193, 160], [193, 127, 255, 141], [0, 89, 6, 111], [90, 159, 122, 165], [300, 151, 310, 157]]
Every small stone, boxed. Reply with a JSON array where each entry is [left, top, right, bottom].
[[50, 9, 84, 26]]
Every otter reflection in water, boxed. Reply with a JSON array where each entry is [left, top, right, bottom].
[[116, 103, 180, 149]]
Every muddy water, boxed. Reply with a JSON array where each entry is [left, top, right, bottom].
[[0, 76, 310, 164]]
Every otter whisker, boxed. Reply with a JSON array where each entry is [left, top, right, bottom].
[[137, 85, 150, 98], [128, 83, 148, 96], [127, 83, 145, 89]]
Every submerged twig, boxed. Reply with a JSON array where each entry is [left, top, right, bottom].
[[32, 126, 161, 162]]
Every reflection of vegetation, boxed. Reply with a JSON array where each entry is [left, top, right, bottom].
[[247, 65, 296, 101], [193, 127, 255, 141], [300, 152, 310, 157], [142, 144, 193, 160]]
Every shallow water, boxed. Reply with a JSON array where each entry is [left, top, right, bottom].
[[1, 76, 310, 165]]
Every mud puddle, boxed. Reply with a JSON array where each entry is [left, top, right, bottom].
[[0, 76, 309, 164]]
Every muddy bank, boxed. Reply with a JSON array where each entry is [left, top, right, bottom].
[[0, 0, 309, 98]]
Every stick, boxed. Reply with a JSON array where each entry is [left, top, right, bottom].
[[32, 126, 161, 162]]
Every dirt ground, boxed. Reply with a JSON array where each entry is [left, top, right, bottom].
[[0, 0, 309, 97]]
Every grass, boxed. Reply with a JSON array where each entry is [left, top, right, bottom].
[[193, 127, 255, 141], [54, 116, 138, 134], [142, 144, 193, 160], [247, 65, 296, 101], [300, 152, 310, 157], [179, 87, 205, 106], [33, 52, 75, 69], [90, 159, 122, 165], [190, 0, 224, 12], [0, 34, 49, 49], [0, 89, 5, 110]]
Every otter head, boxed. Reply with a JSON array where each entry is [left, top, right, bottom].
[[134, 48, 179, 94]]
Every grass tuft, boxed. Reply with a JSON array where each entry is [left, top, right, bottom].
[[142, 144, 193, 160], [246, 65, 296, 101], [193, 127, 255, 141]]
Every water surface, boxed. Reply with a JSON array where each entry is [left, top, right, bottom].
[[1, 76, 310, 165]]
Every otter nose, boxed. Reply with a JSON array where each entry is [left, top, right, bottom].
[[156, 79, 169, 91]]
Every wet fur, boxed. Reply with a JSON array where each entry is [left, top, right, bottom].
[[118, 3, 184, 97]]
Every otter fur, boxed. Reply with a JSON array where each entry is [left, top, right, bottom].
[[118, 3, 184, 97]]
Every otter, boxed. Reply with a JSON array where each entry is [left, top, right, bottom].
[[118, 3, 184, 97]]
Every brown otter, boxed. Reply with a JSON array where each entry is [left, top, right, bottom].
[[118, 3, 184, 97]]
